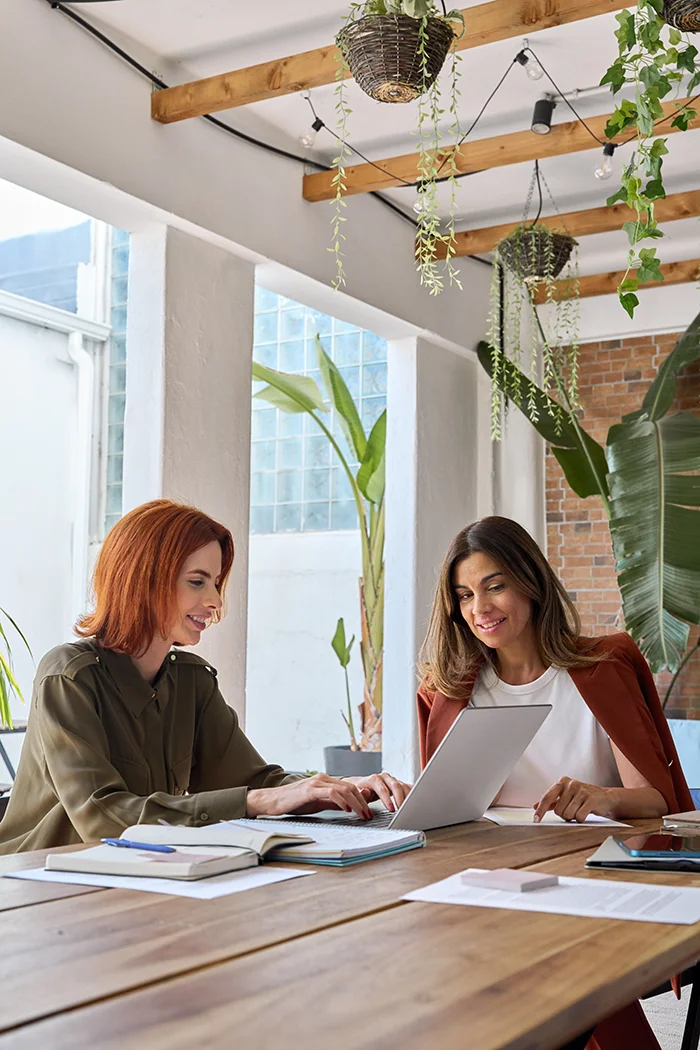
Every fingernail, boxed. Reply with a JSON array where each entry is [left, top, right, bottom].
[[533, 814, 541, 823]]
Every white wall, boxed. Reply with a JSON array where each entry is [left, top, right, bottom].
[[0, 314, 80, 770], [246, 531, 365, 772]]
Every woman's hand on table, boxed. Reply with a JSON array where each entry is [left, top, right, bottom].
[[341, 772, 413, 813], [533, 776, 614, 823]]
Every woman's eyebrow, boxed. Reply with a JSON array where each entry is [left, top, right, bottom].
[[187, 569, 211, 578], [481, 572, 503, 584]]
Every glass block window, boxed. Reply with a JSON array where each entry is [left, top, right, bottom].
[[251, 287, 388, 534], [104, 229, 129, 536]]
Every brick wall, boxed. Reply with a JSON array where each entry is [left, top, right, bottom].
[[545, 331, 700, 719]]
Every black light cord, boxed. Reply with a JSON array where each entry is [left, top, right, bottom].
[[526, 43, 700, 152], [47, 0, 420, 229], [523, 46, 607, 148]]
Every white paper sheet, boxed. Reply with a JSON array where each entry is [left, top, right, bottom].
[[485, 807, 630, 828], [4, 864, 313, 900], [404, 869, 700, 924]]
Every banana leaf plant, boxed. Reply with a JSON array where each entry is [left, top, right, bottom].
[[477, 307, 700, 684], [252, 336, 385, 752], [0, 607, 31, 729]]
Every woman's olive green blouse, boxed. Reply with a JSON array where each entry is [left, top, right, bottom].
[[0, 640, 300, 854]]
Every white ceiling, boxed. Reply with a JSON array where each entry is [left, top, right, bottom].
[[66, 1, 700, 272]]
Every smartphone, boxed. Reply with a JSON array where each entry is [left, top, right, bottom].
[[614, 833, 700, 859]]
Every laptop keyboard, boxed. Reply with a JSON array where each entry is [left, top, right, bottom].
[[292, 807, 396, 830]]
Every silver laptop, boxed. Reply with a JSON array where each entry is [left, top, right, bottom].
[[303, 704, 551, 833]]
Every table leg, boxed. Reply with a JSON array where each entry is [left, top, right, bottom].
[[0, 736, 16, 781], [681, 963, 700, 1050], [559, 1030, 595, 1050]]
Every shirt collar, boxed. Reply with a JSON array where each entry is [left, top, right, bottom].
[[98, 647, 173, 717]]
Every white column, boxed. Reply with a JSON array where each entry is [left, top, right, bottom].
[[493, 398, 546, 549], [123, 225, 255, 717], [383, 337, 484, 781]]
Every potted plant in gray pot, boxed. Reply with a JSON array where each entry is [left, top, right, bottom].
[[325, 617, 382, 776]]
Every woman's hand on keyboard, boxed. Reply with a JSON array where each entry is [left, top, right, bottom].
[[342, 772, 413, 813], [246, 773, 373, 820]]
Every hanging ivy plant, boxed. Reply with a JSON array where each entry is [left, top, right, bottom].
[[333, 0, 465, 293], [487, 165, 581, 440], [601, 0, 700, 318]]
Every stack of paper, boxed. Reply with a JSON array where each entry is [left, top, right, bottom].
[[404, 869, 700, 924]]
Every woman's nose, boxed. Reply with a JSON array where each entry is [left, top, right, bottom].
[[207, 587, 223, 612]]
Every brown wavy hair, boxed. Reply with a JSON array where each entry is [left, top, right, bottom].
[[419, 516, 605, 698], [76, 500, 234, 656]]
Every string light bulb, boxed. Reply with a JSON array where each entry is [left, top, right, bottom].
[[594, 142, 616, 181], [516, 48, 544, 81], [300, 117, 324, 149]]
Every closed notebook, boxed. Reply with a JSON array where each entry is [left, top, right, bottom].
[[45, 844, 259, 881], [663, 810, 700, 831]]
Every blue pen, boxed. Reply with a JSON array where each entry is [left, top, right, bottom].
[[102, 838, 176, 854]]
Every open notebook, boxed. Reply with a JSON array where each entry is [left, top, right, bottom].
[[118, 819, 426, 867]]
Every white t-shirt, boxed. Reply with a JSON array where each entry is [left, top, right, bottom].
[[470, 664, 622, 808]]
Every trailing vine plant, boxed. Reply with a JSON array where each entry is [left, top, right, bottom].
[[334, 0, 465, 294], [601, 0, 699, 318], [487, 164, 581, 441]]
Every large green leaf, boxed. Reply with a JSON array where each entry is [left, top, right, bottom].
[[635, 309, 700, 422], [477, 342, 610, 502], [252, 362, 326, 414], [315, 337, 367, 463], [606, 411, 700, 672], [357, 410, 386, 506]]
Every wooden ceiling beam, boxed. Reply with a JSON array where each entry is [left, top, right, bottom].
[[534, 257, 700, 302], [303, 98, 699, 202], [151, 0, 634, 124], [447, 190, 700, 257]]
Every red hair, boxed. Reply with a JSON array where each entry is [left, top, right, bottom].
[[76, 500, 234, 655]]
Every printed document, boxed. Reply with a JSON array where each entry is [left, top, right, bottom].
[[485, 807, 630, 828], [5, 864, 312, 900], [404, 870, 700, 924]]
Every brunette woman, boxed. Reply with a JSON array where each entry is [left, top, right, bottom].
[[418, 515, 690, 1050], [0, 500, 409, 854]]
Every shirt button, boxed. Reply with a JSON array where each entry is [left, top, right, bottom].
[[151, 692, 157, 700], [170, 654, 176, 662], [200, 812, 209, 821], [95, 656, 100, 663]]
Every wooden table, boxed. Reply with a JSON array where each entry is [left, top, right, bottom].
[[0, 818, 695, 1050]]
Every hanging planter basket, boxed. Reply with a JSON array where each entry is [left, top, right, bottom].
[[336, 14, 455, 103], [498, 227, 577, 283], [663, 0, 700, 31]]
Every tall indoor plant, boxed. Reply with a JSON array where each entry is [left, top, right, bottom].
[[0, 607, 30, 729], [252, 336, 386, 758], [479, 308, 700, 685]]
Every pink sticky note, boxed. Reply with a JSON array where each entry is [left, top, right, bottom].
[[459, 868, 559, 892]]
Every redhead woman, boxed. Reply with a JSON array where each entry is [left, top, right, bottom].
[[0, 500, 410, 854], [418, 516, 691, 1050]]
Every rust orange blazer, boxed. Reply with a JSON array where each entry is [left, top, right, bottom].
[[417, 631, 692, 815], [417, 631, 692, 1050]]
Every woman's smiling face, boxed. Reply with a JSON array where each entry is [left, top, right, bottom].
[[453, 551, 534, 651]]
